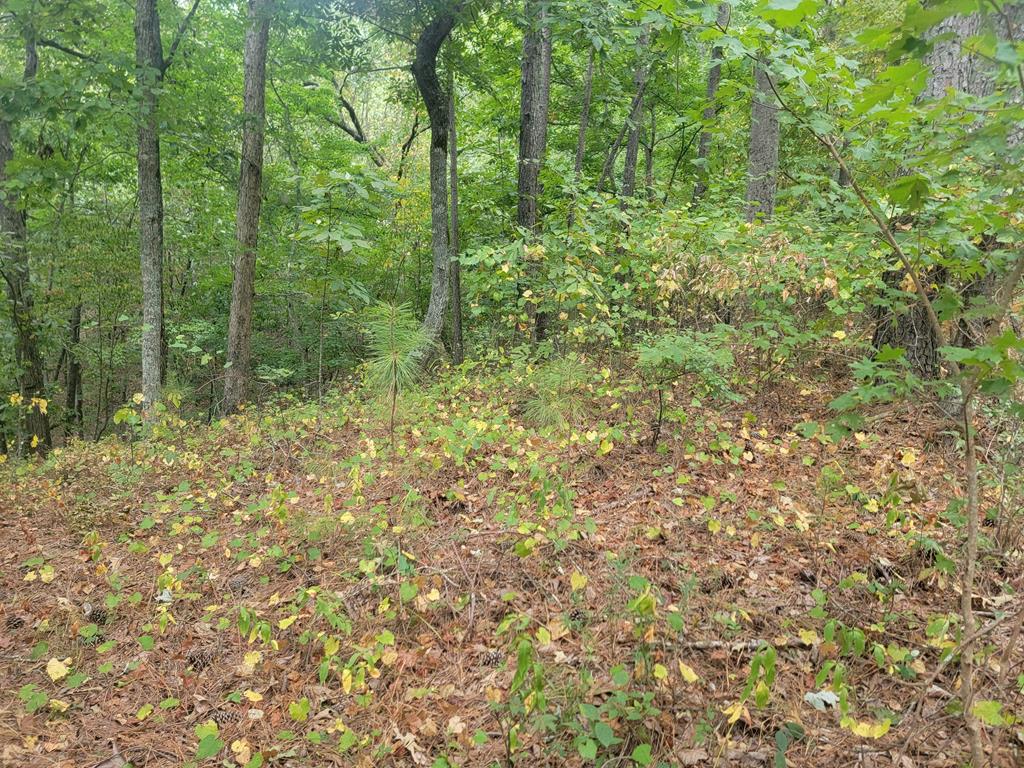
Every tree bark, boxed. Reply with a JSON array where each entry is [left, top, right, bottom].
[[448, 84, 463, 364], [871, 13, 990, 378], [0, 38, 51, 455], [621, 30, 651, 200], [744, 59, 779, 222], [516, 0, 552, 340], [224, 0, 272, 414], [66, 303, 84, 439], [411, 7, 459, 340], [567, 46, 595, 229], [692, 2, 730, 202], [135, 0, 165, 412]]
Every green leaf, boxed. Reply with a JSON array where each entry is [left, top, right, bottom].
[[195, 734, 224, 760], [594, 721, 618, 747], [756, 0, 820, 26], [631, 743, 653, 765], [972, 699, 1007, 727], [577, 738, 597, 760]]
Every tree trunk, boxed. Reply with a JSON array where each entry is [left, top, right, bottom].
[[871, 13, 989, 378], [224, 0, 272, 414], [621, 30, 650, 200], [744, 59, 779, 222], [643, 104, 655, 200], [567, 46, 595, 229], [516, 0, 552, 340], [135, 0, 165, 412], [0, 38, 51, 455], [448, 84, 464, 364], [692, 2, 730, 202], [66, 303, 84, 439], [411, 8, 459, 340]]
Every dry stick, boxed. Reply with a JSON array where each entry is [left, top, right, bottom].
[[763, 73, 1024, 766]]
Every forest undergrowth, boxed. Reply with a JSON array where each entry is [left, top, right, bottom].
[[3, 356, 1021, 768]]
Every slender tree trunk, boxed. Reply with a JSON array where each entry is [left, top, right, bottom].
[[744, 59, 779, 222], [693, 2, 731, 202], [448, 85, 464, 364], [0, 38, 51, 455], [224, 0, 272, 414], [411, 8, 460, 340], [135, 0, 165, 412], [643, 104, 656, 200], [516, 0, 552, 340], [567, 46, 595, 229], [621, 30, 651, 200], [66, 303, 84, 439]]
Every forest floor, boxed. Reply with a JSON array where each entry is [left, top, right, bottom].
[[2, 363, 1022, 768]]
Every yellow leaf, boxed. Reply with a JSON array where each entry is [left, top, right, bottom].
[[653, 663, 668, 681], [597, 438, 614, 455], [46, 658, 69, 682], [570, 571, 588, 592], [722, 701, 748, 724], [425, 588, 441, 602], [832, 330, 847, 340], [678, 661, 700, 684], [240, 651, 261, 675], [243, 689, 263, 703], [707, 519, 721, 534], [901, 450, 917, 467], [278, 615, 297, 630], [39, 565, 55, 584], [230, 739, 251, 766], [341, 668, 353, 694], [49, 698, 69, 713], [536, 626, 552, 646], [799, 629, 820, 646], [841, 716, 891, 739]]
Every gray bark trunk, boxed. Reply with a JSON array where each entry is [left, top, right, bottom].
[[692, 2, 730, 202], [224, 0, 272, 413], [744, 60, 779, 222], [412, 9, 458, 340], [872, 12, 991, 378], [0, 38, 51, 454], [516, 0, 552, 340], [516, 0, 552, 234], [621, 30, 651, 200], [448, 85, 463, 364], [135, 0, 165, 411]]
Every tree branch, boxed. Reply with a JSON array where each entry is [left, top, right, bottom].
[[162, 0, 202, 74]]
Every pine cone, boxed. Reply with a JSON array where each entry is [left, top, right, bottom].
[[568, 606, 586, 624], [4, 614, 25, 631], [211, 708, 241, 725], [482, 648, 503, 667], [186, 645, 217, 671]]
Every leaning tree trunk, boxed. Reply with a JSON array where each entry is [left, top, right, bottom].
[[744, 59, 779, 222], [412, 8, 460, 341], [621, 29, 651, 200], [224, 0, 272, 414], [135, 0, 166, 412], [0, 38, 51, 455], [693, 2, 731, 202], [516, 0, 552, 340], [872, 13, 989, 378]]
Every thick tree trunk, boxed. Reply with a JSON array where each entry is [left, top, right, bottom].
[[567, 46, 595, 229], [621, 30, 650, 200], [448, 85, 463, 364], [412, 9, 459, 340], [224, 0, 272, 414], [516, 0, 552, 340], [66, 303, 84, 439], [872, 13, 990, 378], [692, 2, 730, 202], [135, 0, 165, 411], [0, 39, 51, 455], [744, 60, 779, 222]]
